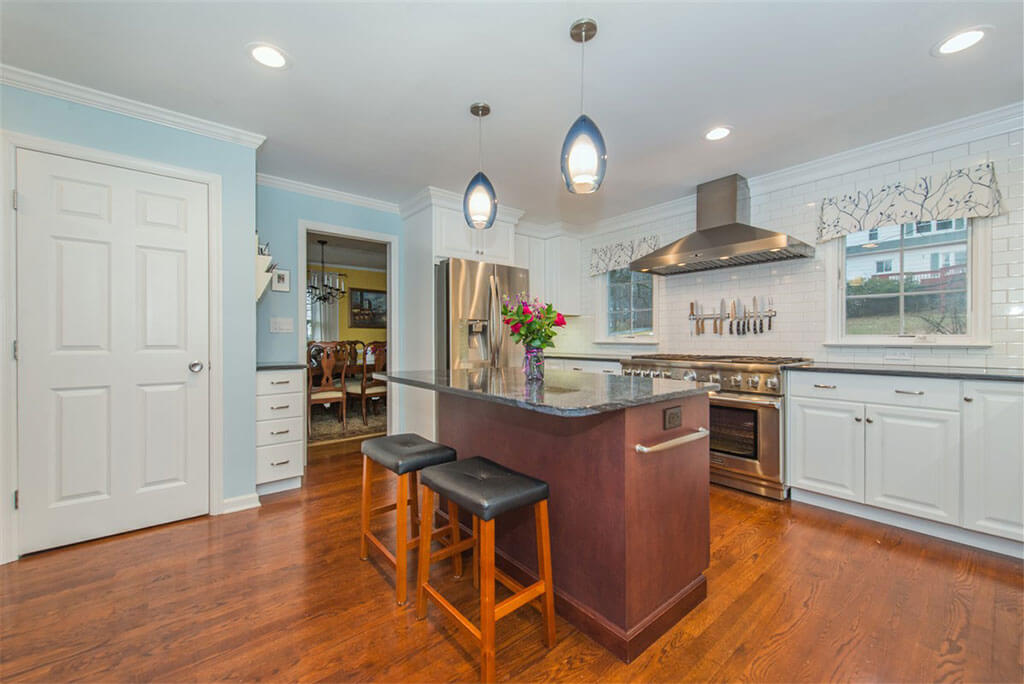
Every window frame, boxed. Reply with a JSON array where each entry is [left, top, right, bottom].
[[825, 218, 991, 348], [593, 267, 660, 345]]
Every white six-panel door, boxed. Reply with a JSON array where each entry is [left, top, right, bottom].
[[16, 149, 210, 554]]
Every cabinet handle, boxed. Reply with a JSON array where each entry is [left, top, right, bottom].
[[270, 380, 290, 385], [270, 459, 291, 466], [270, 429, 290, 435], [963, 397, 974, 402], [813, 384, 837, 389], [854, 416, 862, 422], [865, 417, 874, 424], [571, 367, 583, 371], [602, 369, 615, 374], [270, 404, 289, 410], [895, 389, 924, 396], [635, 427, 709, 454]]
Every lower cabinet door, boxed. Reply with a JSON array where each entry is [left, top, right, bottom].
[[788, 396, 865, 501], [864, 404, 960, 524], [257, 442, 304, 484], [962, 381, 1024, 540]]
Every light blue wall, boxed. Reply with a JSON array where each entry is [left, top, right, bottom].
[[255, 183, 402, 363], [2, 85, 258, 499]]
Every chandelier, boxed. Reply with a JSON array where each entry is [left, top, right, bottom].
[[307, 239, 347, 304]]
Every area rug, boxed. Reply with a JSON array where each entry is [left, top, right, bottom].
[[309, 401, 387, 442]]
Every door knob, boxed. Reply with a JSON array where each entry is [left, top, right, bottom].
[[854, 416, 862, 422], [188, 361, 204, 373]]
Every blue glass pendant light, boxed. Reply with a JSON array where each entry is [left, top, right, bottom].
[[463, 102, 498, 230], [562, 18, 607, 194]]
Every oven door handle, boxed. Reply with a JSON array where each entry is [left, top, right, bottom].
[[635, 427, 709, 454], [709, 393, 781, 410]]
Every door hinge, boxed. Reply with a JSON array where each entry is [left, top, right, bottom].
[[11, 189, 17, 210], [13, 490, 18, 510]]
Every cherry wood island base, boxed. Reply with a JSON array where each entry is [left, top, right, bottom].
[[436, 391, 710, 662]]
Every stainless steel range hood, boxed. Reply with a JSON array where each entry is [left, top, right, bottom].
[[629, 174, 814, 275]]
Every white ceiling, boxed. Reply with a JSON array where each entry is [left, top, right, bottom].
[[307, 232, 387, 271], [2, 1, 1021, 225]]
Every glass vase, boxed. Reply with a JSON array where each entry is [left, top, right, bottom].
[[523, 346, 545, 383]]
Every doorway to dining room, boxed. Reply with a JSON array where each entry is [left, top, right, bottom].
[[300, 223, 394, 447]]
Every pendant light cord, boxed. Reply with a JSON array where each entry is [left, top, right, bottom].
[[477, 113, 483, 171], [579, 27, 586, 113]]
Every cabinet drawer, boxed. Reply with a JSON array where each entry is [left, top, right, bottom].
[[788, 372, 959, 410], [257, 370, 304, 396], [257, 442, 304, 484], [257, 392, 304, 421], [256, 416, 304, 447]]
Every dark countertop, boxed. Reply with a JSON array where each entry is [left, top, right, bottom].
[[377, 369, 717, 417], [257, 363, 307, 371], [545, 352, 626, 363], [785, 362, 1024, 383]]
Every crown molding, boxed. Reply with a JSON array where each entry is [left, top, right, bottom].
[[399, 185, 525, 224], [257, 173, 399, 214], [1, 64, 266, 149]]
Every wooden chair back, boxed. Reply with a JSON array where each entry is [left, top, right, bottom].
[[308, 342, 342, 393], [362, 341, 387, 391]]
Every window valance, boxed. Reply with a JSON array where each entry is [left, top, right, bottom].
[[817, 162, 1001, 243], [589, 233, 660, 276]]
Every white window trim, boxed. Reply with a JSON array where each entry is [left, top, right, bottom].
[[592, 270, 661, 345], [824, 221, 991, 348]]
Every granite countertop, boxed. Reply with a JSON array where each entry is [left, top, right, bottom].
[[785, 362, 1024, 383], [544, 352, 626, 363], [257, 362, 307, 371], [377, 369, 717, 417]]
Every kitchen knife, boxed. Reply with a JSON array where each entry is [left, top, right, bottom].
[[697, 303, 703, 335], [760, 295, 766, 333], [738, 300, 744, 335], [720, 298, 726, 336], [689, 302, 694, 336], [752, 296, 759, 335], [768, 296, 774, 331], [729, 300, 735, 334]]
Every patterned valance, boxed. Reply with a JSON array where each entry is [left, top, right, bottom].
[[817, 162, 1001, 243], [589, 234, 660, 276]]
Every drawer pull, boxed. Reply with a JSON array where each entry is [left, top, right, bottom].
[[571, 367, 583, 371], [895, 389, 924, 396], [602, 369, 615, 374], [270, 404, 290, 410], [865, 417, 874, 424], [270, 459, 291, 466], [270, 380, 290, 385], [270, 429, 291, 436], [854, 416, 862, 422], [813, 384, 837, 389], [963, 396, 974, 402]]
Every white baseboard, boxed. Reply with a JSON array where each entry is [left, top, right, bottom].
[[791, 488, 1024, 559], [256, 477, 302, 497], [219, 493, 261, 514]]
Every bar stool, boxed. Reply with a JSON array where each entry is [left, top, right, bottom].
[[416, 457, 556, 683], [360, 434, 461, 605]]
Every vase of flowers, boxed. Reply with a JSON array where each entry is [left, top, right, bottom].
[[501, 294, 566, 382]]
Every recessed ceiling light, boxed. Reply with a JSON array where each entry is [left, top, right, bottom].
[[249, 43, 289, 68], [933, 27, 988, 56], [705, 126, 731, 141]]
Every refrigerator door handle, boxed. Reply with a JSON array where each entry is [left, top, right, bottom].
[[489, 274, 501, 368]]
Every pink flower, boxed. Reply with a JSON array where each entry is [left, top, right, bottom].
[[521, 304, 531, 316], [503, 317, 512, 325], [511, 322, 522, 334], [555, 313, 566, 327]]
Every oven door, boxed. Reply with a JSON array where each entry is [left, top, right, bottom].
[[707, 391, 781, 482]]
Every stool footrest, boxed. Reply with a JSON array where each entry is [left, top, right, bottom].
[[365, 532, 397, 567], [495, 569, 543, 615], [423, 583, 481, 643], [429, 535, 477, 563], [494, 580, 546, 621]]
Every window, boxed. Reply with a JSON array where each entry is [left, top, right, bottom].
[[607, 268, 653, 336], [843, 218, 969, 336]]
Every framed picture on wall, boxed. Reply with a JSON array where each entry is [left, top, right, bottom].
[[350, 288, 387, 328], [271, 268, 290, 292]]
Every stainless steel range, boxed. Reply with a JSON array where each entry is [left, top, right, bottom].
[[620, 354, 811, 500]]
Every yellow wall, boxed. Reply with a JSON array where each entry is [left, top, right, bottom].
[[320, 266, 388, 342]]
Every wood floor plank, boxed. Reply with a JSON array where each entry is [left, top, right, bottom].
[[1, 445, 1020, 682]]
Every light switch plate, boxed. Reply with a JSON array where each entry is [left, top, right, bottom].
[[270, 317, 294, 333]]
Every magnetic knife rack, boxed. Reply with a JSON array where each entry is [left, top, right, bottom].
[[687, 298, 776, 335]]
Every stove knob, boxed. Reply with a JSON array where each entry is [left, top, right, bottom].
[[730, 374, 743, 387], [641, 369, 652, 378], [651, 370, 663, 378], [708, 373, 721, 384], [662, 371, 673, 379], [748, 375, 761, 388], [766, 377, 779, 390], [682, 370, 697, 381]]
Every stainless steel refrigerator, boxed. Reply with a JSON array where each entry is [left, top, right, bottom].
[[435, 258, 530, 371]]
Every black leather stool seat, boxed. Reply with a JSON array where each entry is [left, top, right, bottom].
[[420, 457, 549, 522], [362, 434, 456, 475]]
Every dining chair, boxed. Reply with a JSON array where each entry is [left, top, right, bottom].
[[347, 341, 387, 425], [308, 342, 348, 431]]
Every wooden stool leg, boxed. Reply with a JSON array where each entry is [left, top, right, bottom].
[[416, 486, 435, 619], [480, 518, 496, 683], [448, 500, 463, 578], [472, 515, 480, 589], [395, 472, 410, 605], [359, 455, 372, 560], [409, 471, 420, 536], [535, 500, 556, 648]]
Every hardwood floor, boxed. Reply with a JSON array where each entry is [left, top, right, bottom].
[[2, 445, 1021, 682]]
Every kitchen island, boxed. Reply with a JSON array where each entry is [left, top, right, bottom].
[[380, 368, 718, 661]]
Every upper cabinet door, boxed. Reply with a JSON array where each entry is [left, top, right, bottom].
[[787, 396, 865, 502], [864, 404, 960, 525], [478, 218, 514, 265], [434, 207, 514, 264], [962, 381, 1024, 541]]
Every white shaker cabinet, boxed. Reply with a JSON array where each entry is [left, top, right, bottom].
[[788, 396, 865, 502], [256, 368, 306, 491], [435, 206, 515, 265], [962, 381, 1024, 541], [864, 404, 961, 525], [543, 236, 581, 315]]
